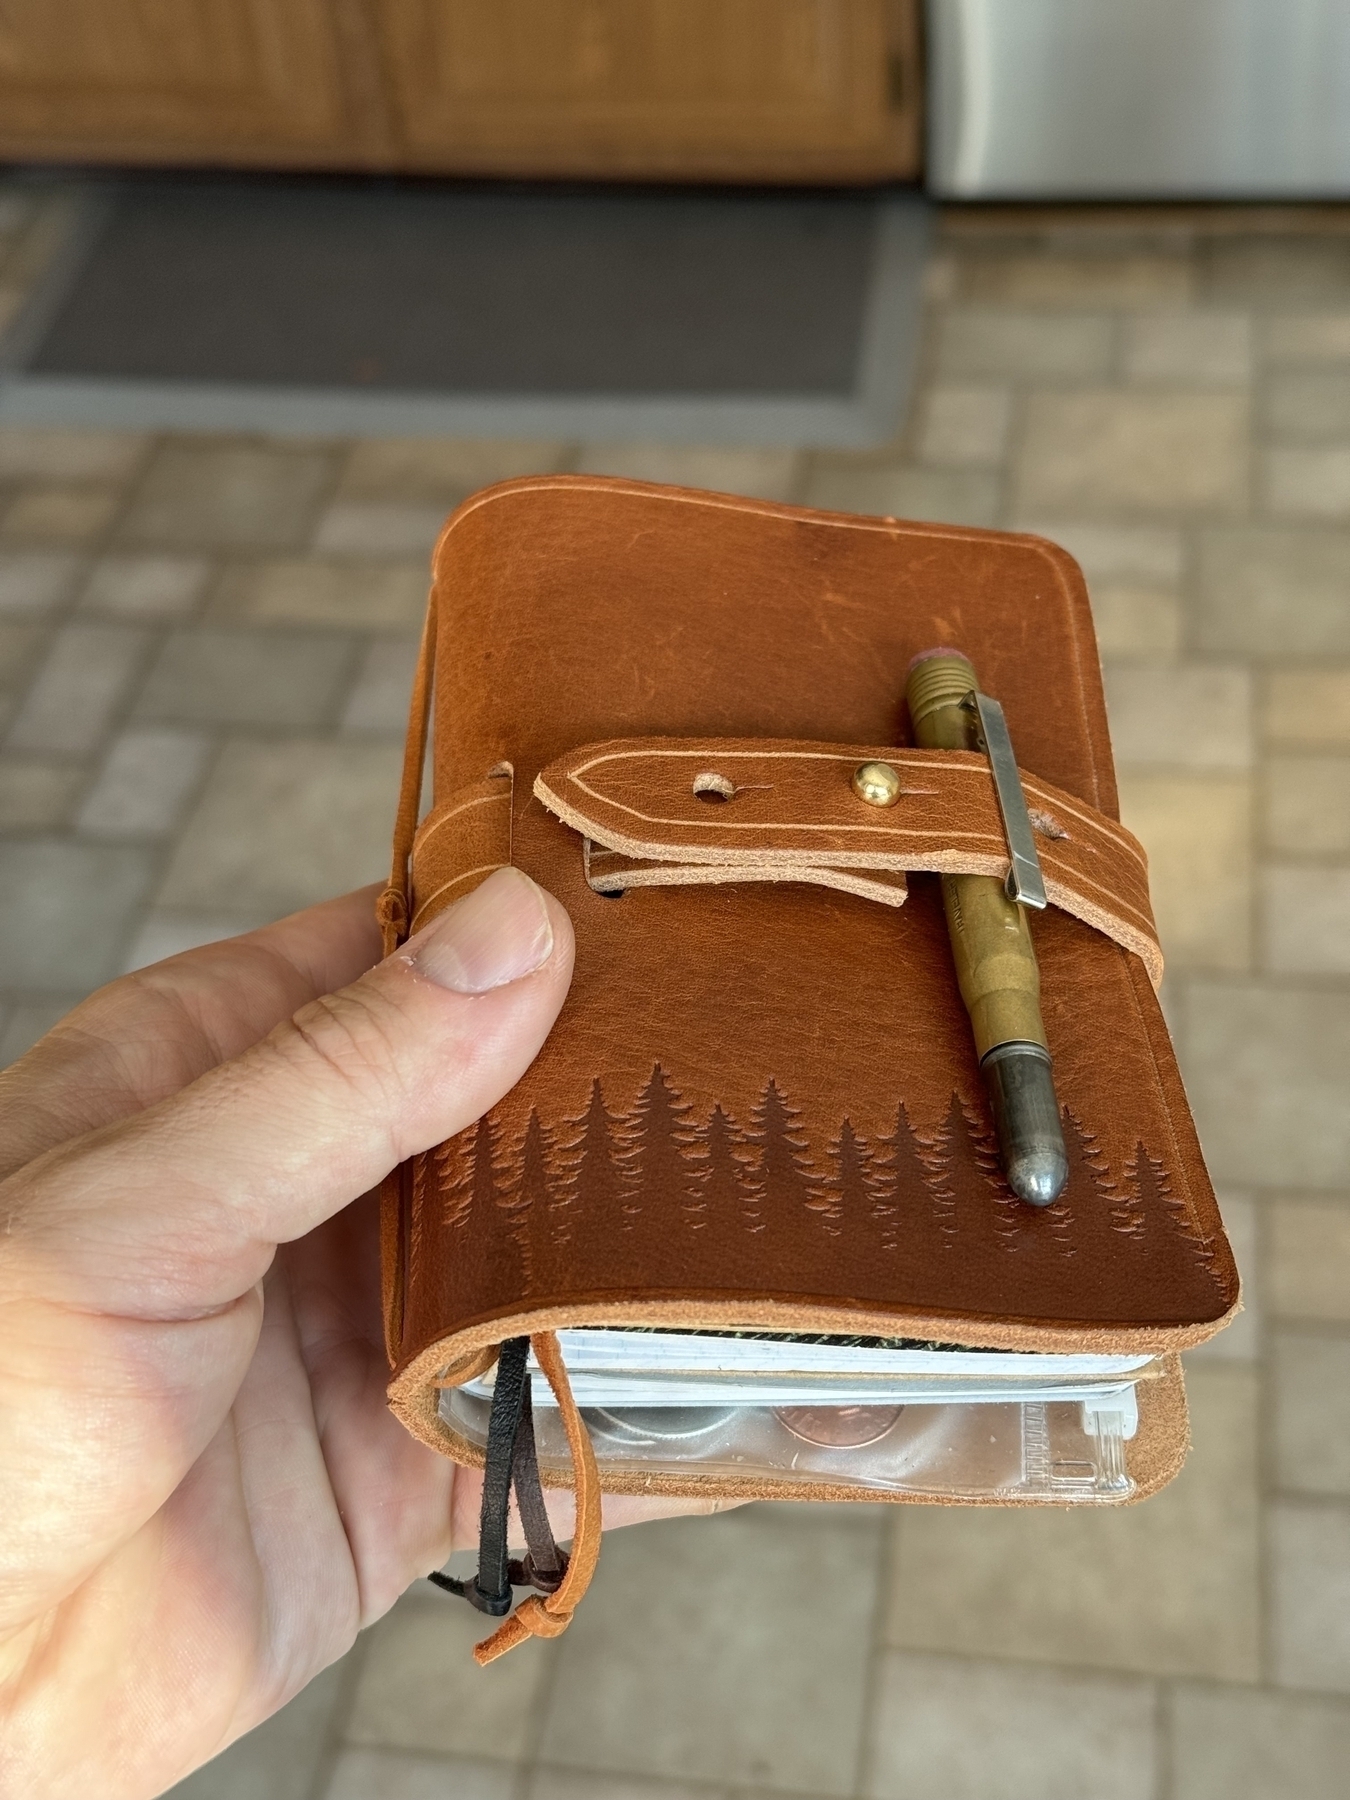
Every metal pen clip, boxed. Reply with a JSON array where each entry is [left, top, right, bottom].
[[967, 691, 1047, 910]]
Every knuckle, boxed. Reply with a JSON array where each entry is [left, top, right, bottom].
[[270, 986, 407, 1120]]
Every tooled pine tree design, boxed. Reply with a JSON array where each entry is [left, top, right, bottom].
[[499, 1109, 553, 1290], [931, 1093, 1018, 1257], [623, 1064, 696, 1226], [443, 1112, 503, 1232], [869, 1101, 944, 1258], [689, 1103, 749, 1238], [617, 1064, 701, 1282], [1122, 1142, 1228, 1309], [743, 1079, 823, 1238], [560, 1079, 628, 1249], [820, 1119, 869, 1238]]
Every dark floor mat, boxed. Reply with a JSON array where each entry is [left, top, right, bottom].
[[0, 175, 929, 444]]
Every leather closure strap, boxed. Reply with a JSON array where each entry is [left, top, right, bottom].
[[535, 736, 1163, 987]]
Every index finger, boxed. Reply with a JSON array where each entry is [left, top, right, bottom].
[[0, 887, 384, 1179]]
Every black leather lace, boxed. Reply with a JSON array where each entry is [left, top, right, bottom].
[[428, 1337, 568, 1614]]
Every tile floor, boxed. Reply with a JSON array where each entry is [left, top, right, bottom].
[[2, 187, 1350, 1798]]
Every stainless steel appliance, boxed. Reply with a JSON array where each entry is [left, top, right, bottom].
[[929, 0, 1350, 198]]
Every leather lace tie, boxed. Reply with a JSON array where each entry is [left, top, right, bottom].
[[429, 1333, 600, 1663]]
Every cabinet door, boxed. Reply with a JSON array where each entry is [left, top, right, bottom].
[[0, 0, 374, 165], [377, 0, 920, 182]]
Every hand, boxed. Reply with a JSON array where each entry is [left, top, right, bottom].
[[0, 870, 712, 1799]]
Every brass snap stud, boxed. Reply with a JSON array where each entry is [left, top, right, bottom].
[[852, 761, 902, 807]]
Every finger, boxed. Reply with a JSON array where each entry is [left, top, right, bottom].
[[0, 887, 385, 1178], [0, 870, 571, 1626], [3, 867, 574, 1318]]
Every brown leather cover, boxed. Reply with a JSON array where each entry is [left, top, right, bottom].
[[383, 477, 1238, 1503]]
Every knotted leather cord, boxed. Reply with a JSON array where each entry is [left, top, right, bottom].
[[473, 1332, 603, 1665], [428, 1338, 573, 1614], [380, 597, 601, 1653]]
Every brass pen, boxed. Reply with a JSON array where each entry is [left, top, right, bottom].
[[899, 649, 1068, 1206]]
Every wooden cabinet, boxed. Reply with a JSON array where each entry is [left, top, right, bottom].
[[376, 0, 919, 181], [0, 0, 387, 164], [0, 0, 920, 182]]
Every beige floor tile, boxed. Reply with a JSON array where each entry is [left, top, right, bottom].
[[1269, 1196, 1350, 1322], [6, 622, 147, 755], [0, 427, 147, 483], [1264, 754, 1350, 853], [341, 637, 421, 735], [0, 756, 82, 829], [864, 1651, 1156, 1800], [1266, 314, 1350, 364], [573, 444, 798, 501], [1198, 531, 1350, 658], [1266, 371, 1350, 442], [1183, 984, 1350, 1189], [1093, 587, 1183, 658], [312, 501, 450, 557], [2, 485, 120, 543], [1116, 772, 1251, 970], [0, 838, 154, 988], [962, 252, 1192, 309], [936, 310, 1114, 381], [1272, 1329, 1350, 1496], [78, 554, 211, 619], [1261, 866, 1350, 973], [1187, 1191, 1260, 1361], [1123, 313, 1251, 387], [325, 1747, 515, 1800], [123, 911, 269, 972], [0, 621, 42, 692], [134, 628, 355, 729], [1202, 238, 1350, 302], [158, 737, 402, 917], [0, 549, 82, 615], [1263, 671, 1350, 745], [345, 1590, 550, 1760], [1170, 1683, 1350, 1800], [531, 1771, 728, 1800], [801, 463, 999, 526], [120, 442, 339, 550], [164, 1659, 347, 1800], [1265, 446, 1350, 519], [76, 728, 210, 839], [337, 436, 565, 500], [538, 1509, 881, 1795], [915, 386, 1012, 467], [1014, 521, 1184, 586], [1105, 664, 1252, 769], [1270, 1500, 1350, 1692], [884, 1365, 1260, 1681], [211, 559, 428, 630], [1016, 392, 1248, 516]]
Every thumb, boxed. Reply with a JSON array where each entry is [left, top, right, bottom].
[[0, 866, 574, 1320]]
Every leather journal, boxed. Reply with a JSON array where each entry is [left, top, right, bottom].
[[377, 476, 1239, 1659]]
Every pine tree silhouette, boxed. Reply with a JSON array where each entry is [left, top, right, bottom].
[[870, 1101, 943, 1256], [1124, 1142, 1228, 1307], [744, 1079, 823, 1236], [820, 1119, 869, 1237], [442, 1111, 504, 1232], [500, 1109, 553, 1289], [690, 1103, 749, 1235], [624, 1063, 696, 1229], [932, 1092, 1018, 1257], [436, 1124, 477, 1233], [572, 1072, 633, 1231]]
